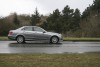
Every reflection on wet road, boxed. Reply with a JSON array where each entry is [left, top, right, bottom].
[[0, 41, 100, 54]]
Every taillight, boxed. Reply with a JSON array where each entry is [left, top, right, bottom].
[[9, 32, 13, 35]]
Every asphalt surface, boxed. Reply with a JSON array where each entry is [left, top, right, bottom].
[[0, 41, 100, 54]]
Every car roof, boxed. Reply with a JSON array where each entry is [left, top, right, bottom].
[[23, 26, 39, 28], [16, 26, 38, 30]]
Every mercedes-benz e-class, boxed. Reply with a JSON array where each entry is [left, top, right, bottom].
[[8, 26, 63, 44]]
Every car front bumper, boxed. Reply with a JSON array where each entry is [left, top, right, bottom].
[[59, 37, 63, 43]]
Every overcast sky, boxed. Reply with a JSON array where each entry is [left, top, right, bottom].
[[0, 0, 93, 17]]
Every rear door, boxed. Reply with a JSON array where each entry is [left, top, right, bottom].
[[23, 27, 37, 40]]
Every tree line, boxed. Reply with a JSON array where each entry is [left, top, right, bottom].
[[0, 0, 100, 37], [81, 0, 100, 37]]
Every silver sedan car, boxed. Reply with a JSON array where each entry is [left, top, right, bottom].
[[8, 26, 63, 44]]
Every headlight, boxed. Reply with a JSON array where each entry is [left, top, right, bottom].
[[58, 34, 62, 38]]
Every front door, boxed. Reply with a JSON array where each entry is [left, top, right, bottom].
[[33, 27, 50, 40]]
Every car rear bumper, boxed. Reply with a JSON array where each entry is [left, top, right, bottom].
[[8, 36, 16, 40]]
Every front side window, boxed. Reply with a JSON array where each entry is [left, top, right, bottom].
[[34, 27, 45, 32], [23, 27, 33, 31]]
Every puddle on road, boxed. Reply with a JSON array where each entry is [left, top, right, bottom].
[[9, 43, 62, 47], [0, 41, 100, 54]]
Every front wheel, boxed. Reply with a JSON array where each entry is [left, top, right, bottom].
[[16, 36, 25, 43], [50, 36, 59, 44]]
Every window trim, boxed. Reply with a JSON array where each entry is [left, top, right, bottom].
[[22, 27, 33, 31]]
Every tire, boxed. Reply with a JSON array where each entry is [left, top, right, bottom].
[[16, 36, 25, 43], [50, 36, 59, 44]]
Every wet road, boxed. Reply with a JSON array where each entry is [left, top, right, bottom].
[[0, 41, 100, 54]]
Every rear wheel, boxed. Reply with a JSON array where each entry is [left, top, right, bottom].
[[50, 36, 59, 44], [17, 36, 25, 43]]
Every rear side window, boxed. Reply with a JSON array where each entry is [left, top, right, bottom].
[[24, 27, 33, 31]]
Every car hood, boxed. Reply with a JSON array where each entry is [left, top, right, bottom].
[[46, 32, 60, 36]]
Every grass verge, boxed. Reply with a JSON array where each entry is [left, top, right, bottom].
[[0, 36, 9, 41], [0, 53, 100, 67], [64, 37, 100, 41]]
